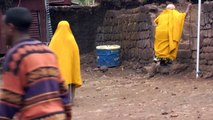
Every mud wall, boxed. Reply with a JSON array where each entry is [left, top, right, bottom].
[[96, 6, 153, 64], [199, 2, 213, 78]]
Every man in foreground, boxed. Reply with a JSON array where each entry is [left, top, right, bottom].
[[0, 7, 71, 120]]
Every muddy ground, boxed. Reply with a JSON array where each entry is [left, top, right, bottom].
[[73, 67, 213, 120]]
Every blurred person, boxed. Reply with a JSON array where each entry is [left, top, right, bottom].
[[49, 21, 82, 103], [0, 7, 71, 120]]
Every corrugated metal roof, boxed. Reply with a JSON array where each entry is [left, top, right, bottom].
[[29, 11, 41, 40], [0, 0, 47, 54]]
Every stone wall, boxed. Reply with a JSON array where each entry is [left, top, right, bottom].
[[96, 6, 154, 64], [50, 4, 154, 65], [49, 3, 204, 69], [175, 4, 197, 64], [199, 2, 213, 78]]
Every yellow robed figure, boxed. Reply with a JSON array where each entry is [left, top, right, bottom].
[[154, 4, 187, 60], [49, 21, 82, 87]]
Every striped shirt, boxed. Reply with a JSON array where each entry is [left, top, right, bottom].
[[0, 39, 71, 120]]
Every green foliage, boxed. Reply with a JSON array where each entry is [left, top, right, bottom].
[[74, 0, 95, 5]]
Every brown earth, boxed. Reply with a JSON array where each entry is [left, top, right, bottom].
[[0, 63, 213, 120], [73, 66, 213, 120]]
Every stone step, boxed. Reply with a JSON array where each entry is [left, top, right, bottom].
[[176, 58, 192, 64], [179, 41, 190, 50], [182, 33, 191, 40], [177, 49, 192, 59]]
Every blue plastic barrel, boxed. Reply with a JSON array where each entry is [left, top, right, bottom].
[[96, 45, 121, 67]]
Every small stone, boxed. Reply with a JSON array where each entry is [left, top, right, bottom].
[[122, 97, 127, 100], [100, 66, 108, 73], [159, 66, 170, 75], [177, 50, 191, 59], [204, 1, 210, 4], [155, 87, 159, 89], [96, 87, 102, 91], [85, 68, 90, 72], [136, 68, 147, 74], [171, 64, 189, 74], [93, 68, 100, 71], [170, 114, 178, 117], [161, 112, 169, 115], [203, 72, 213, 79]]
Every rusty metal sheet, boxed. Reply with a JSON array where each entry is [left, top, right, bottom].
[[0, 0, 47, 54], [29, 11, 41, 40]]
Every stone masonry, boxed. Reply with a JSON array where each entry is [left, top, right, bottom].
[[49, 2, 210, 75], [199, 2, 213, 78], [96, 6, 154, 64]]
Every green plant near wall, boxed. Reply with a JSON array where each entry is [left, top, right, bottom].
[[74, 0, 95, 5]]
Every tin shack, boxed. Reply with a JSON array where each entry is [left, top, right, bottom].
[[0, 0, 47, 54], [0, 0, 73, 54]]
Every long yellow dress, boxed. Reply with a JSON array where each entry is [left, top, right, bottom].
[[154, 9, 186, 60], [49, 21, 82, 87]]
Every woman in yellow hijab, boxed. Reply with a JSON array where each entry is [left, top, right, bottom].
[[49, 21, 82, 102]]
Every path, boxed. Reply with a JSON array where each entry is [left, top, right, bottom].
[[73, 68, 213, 120]]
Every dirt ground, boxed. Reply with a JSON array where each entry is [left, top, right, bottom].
[[0, 65, 213, 120], [73, 67, 213, 120]]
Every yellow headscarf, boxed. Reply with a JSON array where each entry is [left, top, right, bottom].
[[49, 21, 82, 87]]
